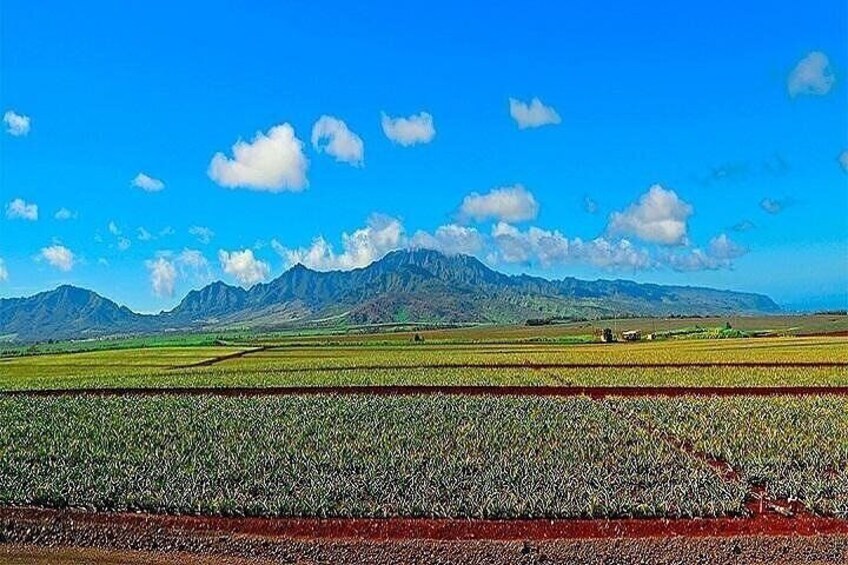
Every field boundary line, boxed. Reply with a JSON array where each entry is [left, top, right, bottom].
[[602, 401, 815, 519], [1, 507, 847, 541], [3, 385, 848, 397], [162, 361, 848, 373], [170, 346, 268, 369]]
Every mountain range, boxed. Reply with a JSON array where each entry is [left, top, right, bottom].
[[0, 249, 781, 342]]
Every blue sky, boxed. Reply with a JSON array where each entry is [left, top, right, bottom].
[[1, 0, 846, 313]]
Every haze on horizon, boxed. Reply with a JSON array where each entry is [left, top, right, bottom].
[[1, 0, 846, 313]]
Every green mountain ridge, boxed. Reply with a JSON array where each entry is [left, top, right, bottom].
[[0, 249, 781, 342]]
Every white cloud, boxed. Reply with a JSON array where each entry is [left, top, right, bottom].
[[275, 214, 405, 271], [132, 172, 165, 192], [146, 249, 211, 297], [839, 150, 848, 172], [189, 226, 215, 244], [209, 123, 308, 192], [708, 233, 746, 261], [381, 112, 435, 146], [0, 258, 7, 282], [117, 237, 131, 251], [178, 249, 208, 270], [108, 221, 121, 235], [218, 249, 270, 286], [491, 223, 653, 270], [146, 257, 177, 297], [509, 97, 561, 129], [177, 249, 212, 283], [6, 198, 38, 221], [311, 115, 364, 166], [411, 224, 484, 256], [137, 227, 154, 241], [55, 208, 77, 220], [608, 185, 692, 245], [788, 51, 835, 97], [665, 234, 746, 272], [460, 185, 539, 223], [3, 110, 30, 136], [40, 245, 75, 272]]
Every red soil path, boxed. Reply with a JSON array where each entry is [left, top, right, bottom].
[[1, 507, 846, 541], [4, 384, 848, 397]]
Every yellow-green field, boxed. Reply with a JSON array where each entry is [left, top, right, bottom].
[[0, 335, 846, 391]]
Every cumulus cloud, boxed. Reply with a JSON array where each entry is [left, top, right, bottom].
[[209, 123, 308, 192], [6, 198, 38, 221], [459, 185, 539, 223], [410, 224, 484, 256], [146, 257, 177, 297], [664, 234, 746, 272], [189, 226, 215, 244], [788, 51, 835, 97], [760, 198, 787, 214], [178, 249, 208, 270], [0, 258, 7, 282], [132, 172, 165, 192], [39, 245, 75, 271], [177, 249, 212, 283], [218, 249, 270, 286], [3, 110, 30, 136], [491, 223, 653, 270], [381, 112, 435, 146], [311, 116, 364, 166], [839, 150, 848, 172], [146, 249, 212, 296], [54, 208, 77, 220], [509, 97, 561, 129], [608, 185, 692, 245], [274, 214, 405, 271]]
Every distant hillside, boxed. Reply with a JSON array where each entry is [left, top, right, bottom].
[[0, 285, 155, 342], [0, 250, 781, 342]]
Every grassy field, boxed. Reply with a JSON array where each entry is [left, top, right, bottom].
[[0, 395, 744, 519], [617, 396, 848, 517], [0, 324, 846, 524], [3, 314, 846, 356], [0, 337, 846, 391], [2, 393, 846, 519]]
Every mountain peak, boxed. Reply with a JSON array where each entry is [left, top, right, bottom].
[[2, 248, 781, 342]]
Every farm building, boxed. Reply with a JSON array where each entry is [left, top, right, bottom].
[[621, 330, 641, 341]]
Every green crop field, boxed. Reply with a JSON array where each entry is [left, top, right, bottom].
[[0, 395, 744, 519], [0, 327, 846, 525], [616, 396, 848, 517], [0, 336, 846, 391]]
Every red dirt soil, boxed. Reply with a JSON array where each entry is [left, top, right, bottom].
[[4, 384, 848, 397], [2, 507, 847, 541]]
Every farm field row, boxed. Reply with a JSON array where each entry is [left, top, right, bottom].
[[237, 337, 848, 368], [0, 395, 744, 519], [1, 337, 846, 391], [249, 315, 848, 345], [3, 366, 847, 392], [1, 394, 845, 519], [618, 396, 848, 517]]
